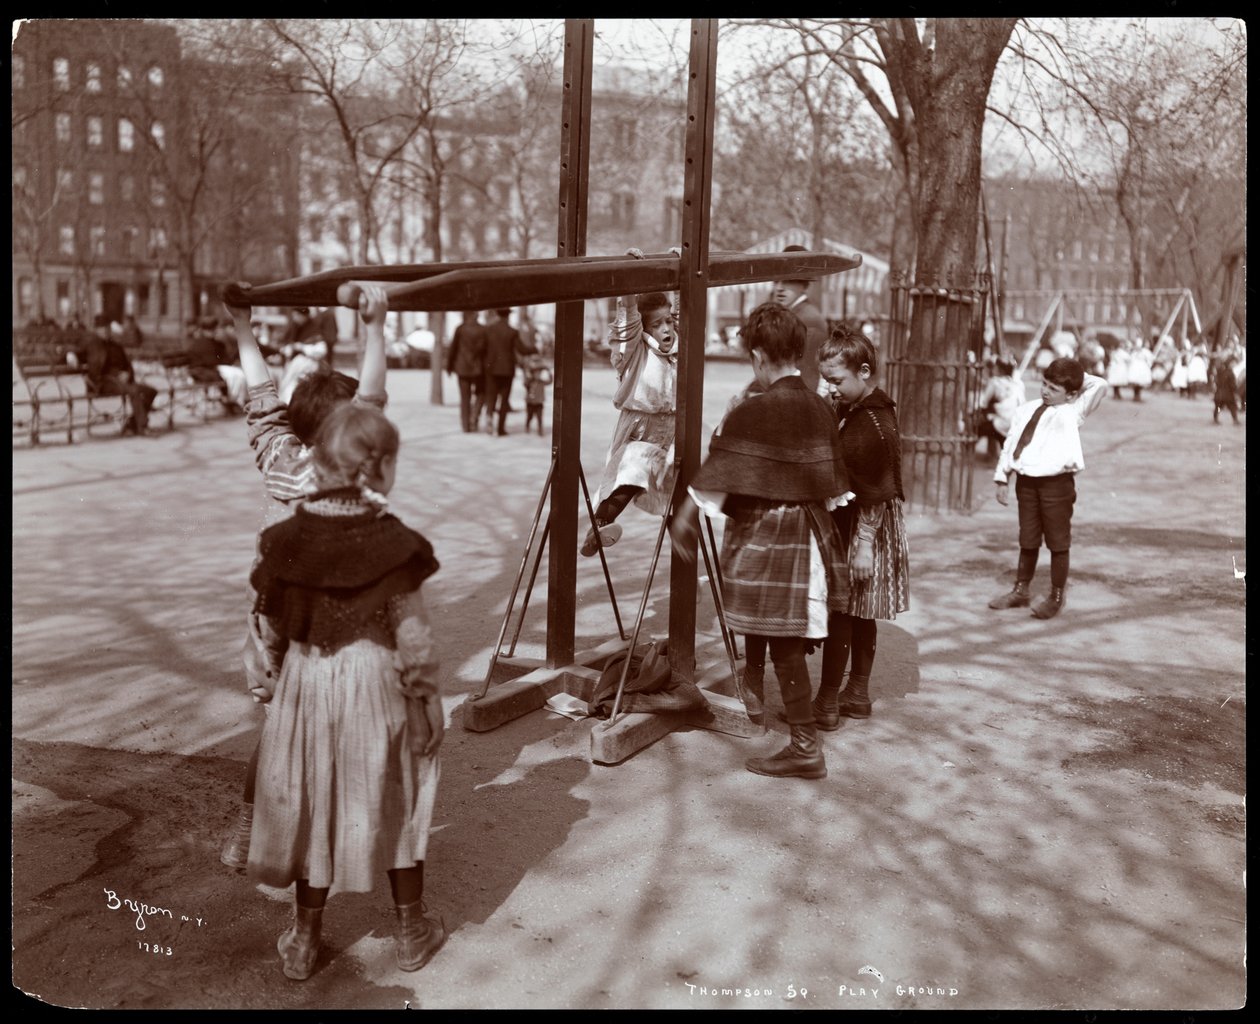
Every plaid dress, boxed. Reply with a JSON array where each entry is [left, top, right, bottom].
[[841, 498, 910, 619], [720, 497, 848, 637]]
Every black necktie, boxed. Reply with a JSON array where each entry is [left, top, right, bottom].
[[1012, 403, 1048, 460]]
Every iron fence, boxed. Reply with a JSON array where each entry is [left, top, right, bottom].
[[874, 275, 989, 514]]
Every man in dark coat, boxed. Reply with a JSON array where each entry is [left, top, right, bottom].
[[772, 244, 829, 395], [482, 308, 536, 436], [445, 310, 488, 433], [79, 315, 158, 436]]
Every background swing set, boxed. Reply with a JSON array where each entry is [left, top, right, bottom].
[[222, 18, 861, 765]]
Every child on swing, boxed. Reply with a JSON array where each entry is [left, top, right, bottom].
[[670, 302, 851, 780], [248, 402, 446, 980], [217, 284, 389, 870], [581, 248, 678, 556]]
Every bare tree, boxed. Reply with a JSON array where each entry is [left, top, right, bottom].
[[742, 18, 1016, 287], [1081, 21, 1245, 321], [714, 47, 892, 254]]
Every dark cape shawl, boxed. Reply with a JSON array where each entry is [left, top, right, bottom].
[[250, 490, 439, 650], [691, 375, 849, 502]]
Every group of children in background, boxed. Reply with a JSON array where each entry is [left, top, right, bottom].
[[219, 255, 1115, 980]]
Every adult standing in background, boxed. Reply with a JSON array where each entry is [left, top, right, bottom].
[[771, 244, 828, 395], [482, 308, 536, 436], [446, 310, 488, 433]]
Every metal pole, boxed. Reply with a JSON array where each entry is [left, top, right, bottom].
[[696, 514, 742, 702], [609, 509, 673, 725], [475, 457, 556, 700], [507, 518, 550, 657], [578, 462, 626, 642]]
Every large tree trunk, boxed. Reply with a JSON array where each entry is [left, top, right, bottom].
[[884, 18, 1012, 511], [912, 20, 1011, 289]]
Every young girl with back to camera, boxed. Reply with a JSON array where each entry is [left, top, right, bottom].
[[247, 402, 446, 981], [814, 324, 910, 724]]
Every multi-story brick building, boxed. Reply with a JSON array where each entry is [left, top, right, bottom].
[[11, 19, 298, 334], [985, 176, 1134, 332]]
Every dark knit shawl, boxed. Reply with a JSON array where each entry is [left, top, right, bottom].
[[835, 387, 904, 506], [691, 375, 849, 502], [250, 489, 439, 650]]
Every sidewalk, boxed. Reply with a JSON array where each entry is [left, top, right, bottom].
[[11, 366, 1245, 1010]]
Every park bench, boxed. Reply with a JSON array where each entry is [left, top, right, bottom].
[[12, 360, 130, 444], [154, 353, 235, 424], [11, 351, 233, 445]]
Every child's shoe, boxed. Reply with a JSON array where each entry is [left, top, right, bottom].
[[394, 899, 447, 972], [745, 723, 827, 779], [988, 579, 1031, 609], [219, 803, 253, 869], [277, 903, 323, 981], [580, 522, 622, 557], [1031, 586, 1065, 619], [741, 663, 765, 723], [834, 673, 872, 719]]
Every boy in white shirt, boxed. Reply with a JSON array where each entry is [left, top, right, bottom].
[[989, 357, 1106, 619]]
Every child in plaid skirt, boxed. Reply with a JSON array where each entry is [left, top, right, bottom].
[[815, 324, 911, 724], [671, 302, 851, 779]]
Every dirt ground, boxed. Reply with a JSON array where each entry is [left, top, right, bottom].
[[10, 361, 1246, 1011]]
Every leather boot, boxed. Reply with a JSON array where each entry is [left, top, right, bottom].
[[218, 802, 253, 869], [989, 579, 1031, 609], [745, 722, 827, 779], [836, 674, 872, 719], [395, 899, 447, 972], [812, 677, 844, 731], [1032, 586, 1065, 619], [277, 902, 323, 981], [741, 663, 765, 722]]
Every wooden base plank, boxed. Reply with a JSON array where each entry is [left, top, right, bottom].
[[463, 638, 763, 763]]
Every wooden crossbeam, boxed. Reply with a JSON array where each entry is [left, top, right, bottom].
[[220, 251, 861, 313]]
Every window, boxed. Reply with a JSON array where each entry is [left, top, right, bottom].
[[87, 116, 103, 149], [149, 226, 167, 254], [18, 278, 34, 320], [12, 54, 23, 89], [118, 65, 132, 89], [118, 118, 135, 152], [147, 65, 164, 89], [56, 113, 72, 144], [120, 175, 135, 202], [613, 117, 636, 150], [150, 121, 165, 150], [14, 165, 27, 190], [57, 169, 74, 192], [53, 57, 70, 92], [56, 279, 71, 318], [90, 226, 106, 256], [59, 225, 75, 256], [122, 226, 138, 258], [89, 172, 105, 205], [150, 177, 166, 207], [86, 62, 102, 93], [613, 192, 636, 229]]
